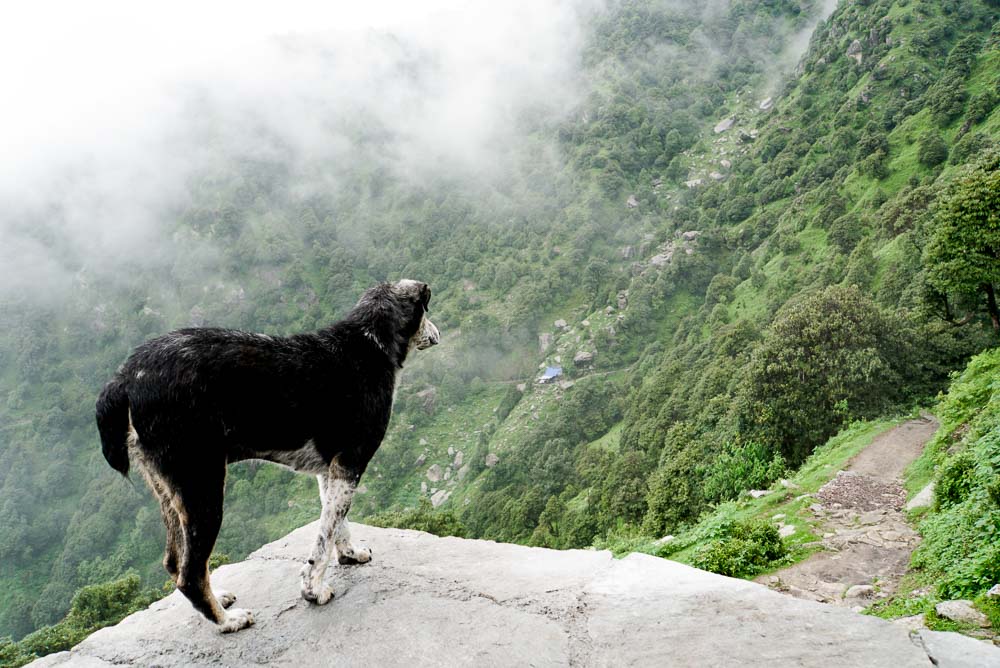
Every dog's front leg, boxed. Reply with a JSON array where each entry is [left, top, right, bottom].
[[300, 470, 364, 604]]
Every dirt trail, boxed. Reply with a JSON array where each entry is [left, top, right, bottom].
[[758, 416, 939, 609]]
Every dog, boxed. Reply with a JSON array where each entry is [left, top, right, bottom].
[[96, 279, 439, 632]]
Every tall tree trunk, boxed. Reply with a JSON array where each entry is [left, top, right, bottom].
[[984, 283, 1000, 334]]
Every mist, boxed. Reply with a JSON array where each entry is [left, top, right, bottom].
[[0, 0, 601, 304]]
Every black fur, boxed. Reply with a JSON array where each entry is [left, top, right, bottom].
[[95, 280, 438, 629]]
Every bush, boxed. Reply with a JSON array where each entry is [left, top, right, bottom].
[[367, 499, 467, 538], [690, 519, 787, 578], [912, 349, 1000, 599], [935, 450, 976, 509], [917, 131, 949, 168], [1, 573, 160, 667], [703, 442, 785, 504]]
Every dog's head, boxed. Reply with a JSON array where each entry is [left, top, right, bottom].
[[392, 279, 440, 351], [352, 279, 440, 363]]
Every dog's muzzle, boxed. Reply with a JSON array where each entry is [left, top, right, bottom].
[[417, 318, 440, 350]]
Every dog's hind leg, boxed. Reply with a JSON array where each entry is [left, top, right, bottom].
[[300, 467, 368, 604], [172, 464, 254, 633], [335, 514, 372, 566], [132, 447, 184, 583]]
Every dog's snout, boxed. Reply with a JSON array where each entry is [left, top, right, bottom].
[[426, 320, 440, 346]]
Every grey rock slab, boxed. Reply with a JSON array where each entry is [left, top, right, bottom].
[[915, 630, 1000, 668], [906, 481, 935, 511], [31, 524, 1000, 668], [583, 553, 934, 667], [936, 600, 991, 627]]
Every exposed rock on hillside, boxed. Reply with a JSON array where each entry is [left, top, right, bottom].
[[30, 524, 1000, 667]]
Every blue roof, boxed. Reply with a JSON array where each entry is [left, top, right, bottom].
[[540, 366, 563, 380]]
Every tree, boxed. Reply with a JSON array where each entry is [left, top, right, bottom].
[[738, 286, 916, 464], [924, 153, 1000, 332], [917, 131, 948, 168]]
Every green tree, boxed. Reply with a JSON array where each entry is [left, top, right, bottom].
[[917, 131, 948, 168], [739, 286, 916, 464], [924, 153, 1000, 332]]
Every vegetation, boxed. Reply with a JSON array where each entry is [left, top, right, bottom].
[[690, 519, 787, 578], [911, 349, 1000, 599], [0, 573, 160, 668], [2, 0, 1000, 655]]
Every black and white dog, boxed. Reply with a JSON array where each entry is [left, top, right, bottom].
[[96, 280, 439, 632]]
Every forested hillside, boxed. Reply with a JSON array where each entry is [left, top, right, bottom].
[[1, 0, 998, 653]]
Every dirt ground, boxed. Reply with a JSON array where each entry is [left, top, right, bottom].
[[757, 416, 939, 608]]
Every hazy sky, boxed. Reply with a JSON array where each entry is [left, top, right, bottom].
[[0, 1, 596, 299]]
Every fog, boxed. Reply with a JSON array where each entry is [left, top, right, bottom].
[[0, 0, 600, 301]]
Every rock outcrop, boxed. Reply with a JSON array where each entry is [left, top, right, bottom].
[[31, 523, 1000, 667]]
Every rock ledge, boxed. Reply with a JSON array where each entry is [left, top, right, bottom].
[[31, 523, 1000, 667]]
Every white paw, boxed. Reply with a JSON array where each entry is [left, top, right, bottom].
[[214, 589, 237, 609], [218, 608, 254, 634], [338, 545, 372, 565], [302, 583, 334, 605]]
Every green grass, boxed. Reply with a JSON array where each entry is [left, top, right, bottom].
[[598, 417, 903, 574]]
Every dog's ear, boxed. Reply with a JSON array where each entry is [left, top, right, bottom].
[[419, 283, 431, 311]]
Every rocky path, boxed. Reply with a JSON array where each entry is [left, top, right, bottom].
[[759, 417, 939, 609]]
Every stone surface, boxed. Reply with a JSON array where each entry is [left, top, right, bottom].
[[936, 600, 991, 627], [915, 630, 1000, 668], [988, 584, 1000, 599], [844, 584, 875, 599], [29, 523, 1000, 668], [905, 481, 935, 511]]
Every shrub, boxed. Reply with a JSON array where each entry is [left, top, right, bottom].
[[367, 499, 467, 538], [935, 450, 976, 509], [917, 131, 949, 168], [703, 441, 786, 504], [690, 519, 787, 578]]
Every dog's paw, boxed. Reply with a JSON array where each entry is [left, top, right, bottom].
[[338, 545, 372, 565], [218, 608, 254, 634], [214, 589, 237, 609], [301, 584, 334, 605]]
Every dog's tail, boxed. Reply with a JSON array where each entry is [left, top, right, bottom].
[[96, 375, 131, 477]]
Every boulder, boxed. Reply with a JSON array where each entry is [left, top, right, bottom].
[[573, 351, 594, 364], [847, 39, 863, 64], [32, 523, 1000, 667], [453, 451, 463, 468], [414, 453, 426, 467], [987, 584, 1000, 599], [714, 117, 735, 133], [430, 489, 451, 508], [905, 481, 934, 511], [485, 453, 499, 468], [844, 585, 875, 600], [935, 600, 990, 627], [554, 319, 567, 330], [779, 525, 796, 538], [415, 387, 437, 414], [626, 194, 639, 209], [759, 97, 773, 111], [426, 465, 443, 482]]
